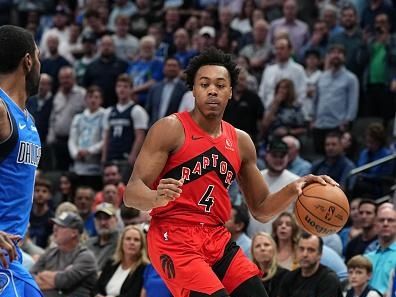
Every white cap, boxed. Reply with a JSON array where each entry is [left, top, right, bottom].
[[199, 26, 216, 38]]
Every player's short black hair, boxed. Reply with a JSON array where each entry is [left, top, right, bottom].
[[0, 25, 36, 74], [184, 47, 239, 90], [232, 203, 250, 234]]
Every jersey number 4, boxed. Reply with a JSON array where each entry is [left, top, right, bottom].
[[198, 185, 215, 212]]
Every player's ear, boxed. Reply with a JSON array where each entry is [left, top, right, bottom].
[[229, 87, 232, 100], [23, 53, 33, 73]]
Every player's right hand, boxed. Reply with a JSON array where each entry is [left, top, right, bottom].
[[0, 231, 20, 268], [155, 178, 184, 207]]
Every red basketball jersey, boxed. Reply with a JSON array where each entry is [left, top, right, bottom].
[[150, 112, 241, 225]]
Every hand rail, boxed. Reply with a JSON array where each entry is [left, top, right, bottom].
[[349, 153, 396, 176]]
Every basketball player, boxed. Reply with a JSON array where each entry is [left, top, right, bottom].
[[0, 25, 42, 296], [124, 48, 337, 297]]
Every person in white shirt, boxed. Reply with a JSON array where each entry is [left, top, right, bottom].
[[258, 37, 307, 109]]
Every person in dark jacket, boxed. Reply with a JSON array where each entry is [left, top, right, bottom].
[[94, 225, 149, 297]]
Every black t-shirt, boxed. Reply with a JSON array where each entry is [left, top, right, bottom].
[[278, 264, 343, 297], [263, 266, 289, 297], [344, 233, 377, 262]]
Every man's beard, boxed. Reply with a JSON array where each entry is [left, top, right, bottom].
[[25, 62, 40, 98]]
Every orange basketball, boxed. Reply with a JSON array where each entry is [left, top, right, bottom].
[[294, 183, 350, 237]]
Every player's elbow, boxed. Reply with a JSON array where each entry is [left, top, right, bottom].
[[250, 208, 273, 223]]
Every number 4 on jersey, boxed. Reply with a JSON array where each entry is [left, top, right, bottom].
[[198, 185, 215, 212]]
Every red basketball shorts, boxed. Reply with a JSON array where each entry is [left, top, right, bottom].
[[147, 221, 261, 297]]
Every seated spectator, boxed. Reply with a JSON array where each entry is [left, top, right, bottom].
[[365, 206, 396, 295], [94, 163, 125, 208], [310, 131, 355, 190], [346, 255, 382, 297], [52, 172, 78, 209], [339, 197, 362, 255], [73, 186, 97, 237], [172, 28, 198, 70], [31, 212, 98, 297], [341, 130, 359, 162], [93, 225, 149, 297], [29, 178, 54, 249], [302, 49, 321, 122], [86, 203, 120, 270], [278, 233, 343, 297], [272, 212, 300, 270], [345, 200, 377, 263], [354, 122, 394, 199], [261, 79, 306, 139], [251, 232, 289, 297], [282, 135, 311, 177], [68, 85, 106, 191], [225, 203, 252, 259]]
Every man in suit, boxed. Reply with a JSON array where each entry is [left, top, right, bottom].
[[145, 57, 187, 126]]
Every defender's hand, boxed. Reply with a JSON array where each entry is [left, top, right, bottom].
[[154, 178, 184, 208]]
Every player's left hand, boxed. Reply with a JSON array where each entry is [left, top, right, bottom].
[[0, 231, 20, 268], [294, 174, 339, 196]]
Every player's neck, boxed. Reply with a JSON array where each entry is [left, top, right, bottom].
[[190, 110, 222, 138], [0, 73, 28, 109]]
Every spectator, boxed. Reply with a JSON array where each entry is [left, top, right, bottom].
[[73, 186, 97, 237], [346, 255, 382, 297], [93, 225, 149, 297], [52, 172, 78, 209], [112, 15, 139, 61], [310, 131, 355, 190], [365, 206, 396, 294], [261, 79, 306, 139], [47, 66, 86, 171], [299, 20, 330, 62], [268, 0, 309, 54], [235, 55, 259, 92], [239, 19, 272, 82], [223, 68, 264, 144], [94, 163, 126, 208], [230, 0, 256, 34], [29, 178, 54, 248], [303, 49, 322, 122], [68, 85, 106, 189], [83, 35, 128, 107], [74, 32, 98, 86], [278, 233, 343, 297], [248, 139, 299, 236], [86, 203, 120, 270], [251, 232, 289, 297], [354, 122, 394, 198], [329, 5, 365, 80], [127, 35, 164, 105], [145, 57, 187, 126], [339, 197, 363, 255], [172, 28, 198, 70], [83, 9, 112, 40], [40, 34, 71, 93], [345, 199, 378, 263], [119, 204, 141, 226], [102, 74, 148, 181], [321, 4, 344, 38], [282, 135, 311, 177], [107, 0, 137, 32], [129, 0, 158, 38], [27, 73, 54, 145], [225, 204, 252, 259], [162, 7, 181, 47], [358, 13, 396, 123], [141, 263, 172, 297], [258, 37, 307, 109], [320, 244, 348, 282], [272, 212, 300, 270], [341, 130, 360, 162], [360, 0, 396, 34], [31, 212, 98, 297], [311, 44, 359, 154], [217, 7, 242, 54], [196, 26, 216, 52]]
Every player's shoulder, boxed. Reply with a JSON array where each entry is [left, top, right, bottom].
[[149, 114, 183, 137]]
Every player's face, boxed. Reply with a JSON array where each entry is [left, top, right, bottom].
[[348, 268, 370, 289], [252, 235, 274, 263], [192, 65, 232, 119], [276, 215, 293, 240], [74, 189, 94, 215], [26, 45, 41, 97], [297, 237, 321, 269], [359, 204, 376, 229], [122, 228, 142, 258]]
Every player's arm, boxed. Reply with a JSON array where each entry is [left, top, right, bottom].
[[236, 130, 336, 223], [0, 99, 11, 142], [124, 115, 184, 211]]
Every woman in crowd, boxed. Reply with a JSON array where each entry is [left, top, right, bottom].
[[251, 232, 289, 297], [271, 212, 300, 270], [52, 171, 78, 209], [94, 225, 149, 297], [262, 79, 306, 139]]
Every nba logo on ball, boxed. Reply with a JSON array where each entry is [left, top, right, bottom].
[[294, 183, 350, 237]]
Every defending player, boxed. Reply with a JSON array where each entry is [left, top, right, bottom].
[[0, 25, 42, 296], [124, 48, 337, 297]]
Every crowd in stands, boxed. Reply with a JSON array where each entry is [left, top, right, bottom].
[[2, 0, 396, 296]]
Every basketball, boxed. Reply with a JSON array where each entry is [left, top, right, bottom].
[[294, 183, 350, 237]]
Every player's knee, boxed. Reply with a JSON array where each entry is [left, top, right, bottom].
[[230, 276, 268, 297], [190, 289, 229, 297]]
